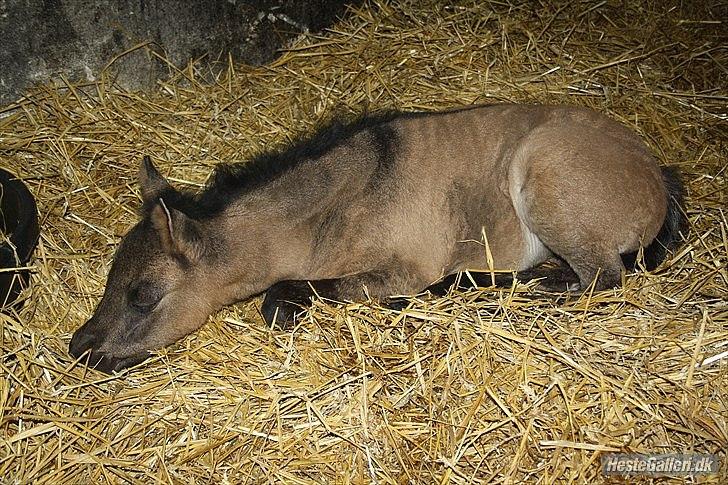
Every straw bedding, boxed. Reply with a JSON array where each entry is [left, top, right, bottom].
[[1, 0, 726, 483]]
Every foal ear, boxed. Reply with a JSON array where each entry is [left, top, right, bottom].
[[139, 156, 173, 205], [149, 198, 205, 263]]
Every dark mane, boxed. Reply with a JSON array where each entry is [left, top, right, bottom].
[[161, 111, 410, 219], [155, 105, 489, 219]]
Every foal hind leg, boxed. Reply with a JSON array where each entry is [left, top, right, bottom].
[[554, 243, 624, 291], [262, 261, 429, 327], [517, 189, 624, 291], [516, 182, 625, 292], [425, 261, 582, 295], [521, 212, 625, 291], [526, 208, 624, 291]]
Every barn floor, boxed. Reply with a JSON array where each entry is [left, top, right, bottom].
[[1, 0, 726, 483]]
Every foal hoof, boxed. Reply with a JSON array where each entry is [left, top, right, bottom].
[[261, 281, 314, 327], [261, 298, 305, 328], [382, 296, 411, 312]]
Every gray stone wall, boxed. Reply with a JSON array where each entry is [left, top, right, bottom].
[[0, 0, 355, 105]]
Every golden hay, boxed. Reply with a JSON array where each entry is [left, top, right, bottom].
[[1, 0, 726, 483]]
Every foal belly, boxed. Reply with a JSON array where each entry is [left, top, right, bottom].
[[447, 210, 531, 273]]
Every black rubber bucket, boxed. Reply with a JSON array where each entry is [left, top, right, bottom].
[[0, 168, 40, 309]]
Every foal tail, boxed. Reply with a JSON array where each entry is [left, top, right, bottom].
[[621, 165, 688, 271]]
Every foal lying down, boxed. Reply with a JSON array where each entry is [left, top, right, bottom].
[[69, 104, 686, 373]]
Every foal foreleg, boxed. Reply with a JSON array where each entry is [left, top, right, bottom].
[[261, 263, 427, 327]]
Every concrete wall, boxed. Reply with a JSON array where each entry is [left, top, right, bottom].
[[0, 0, 355, 105]]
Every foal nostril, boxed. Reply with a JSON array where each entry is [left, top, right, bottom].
[[69, 329, 97, 359]]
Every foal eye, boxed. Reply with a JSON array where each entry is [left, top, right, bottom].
[[128, 282, 163, 312]]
